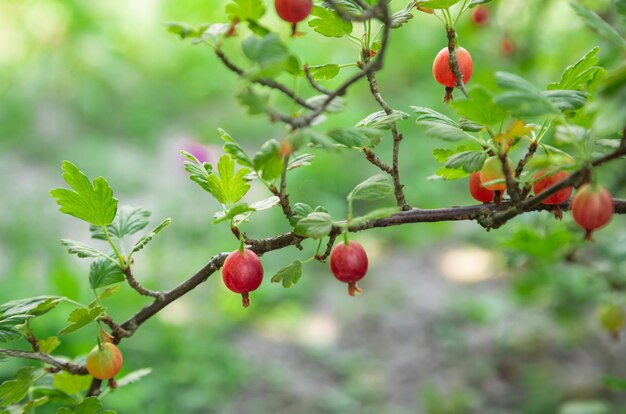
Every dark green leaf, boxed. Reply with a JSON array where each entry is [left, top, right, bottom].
[[89, 259, 125, 290], [444, 151, 487, 173], [289, 203, 314, 226], [50, 161, 118, 227], [253, 140, 284, 181], [59, 240, 114, 263]]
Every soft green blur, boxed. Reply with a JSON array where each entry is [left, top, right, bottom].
[[1, 0, 625, 413]]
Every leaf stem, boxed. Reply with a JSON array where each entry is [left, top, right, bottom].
[[101, 226, 123, 266]]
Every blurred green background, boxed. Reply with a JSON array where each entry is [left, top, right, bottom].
[[1, 0, 626, 412]]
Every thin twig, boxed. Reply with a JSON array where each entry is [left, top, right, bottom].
[[304, 64, 332, 95], [0, 349, 88, 375], [124, 267, 164, 300]]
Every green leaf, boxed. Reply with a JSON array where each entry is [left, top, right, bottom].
[[543, 90, 588, 112], [348, 175, 394, 201], [31, 387, 75, 406], [21, 396, 49, 413], [50, 162, 118, 227], [166, 22, 205, 40], [37, 336, 61, 354], [287, 154, 315, 170], [412, 106, 459, 127], [444, 151, 487, 173], [59, 240, 114, 264], [0, 315, 32, 343], [212, 155, 252, 204], [495, 72, 561, 117], [130, 218, 172, 257], [548, 47, 605, 92], [356, 110, 409, 129], [0, 367, 36, 406], [301, 64, 341, 81], [90, 206, 151, 241], [294, 212, 333, 239], [52, 372, 91, 397], [327, 128, 383, 148], [571, 1, 626, 51], [199, 23, 231, 44], [390, 2, 415, 28], [0, 296, 62, 318], [219, 129, 254, 169], [74, 397, 104, 414], [89, 286, 122, 308], [89, 259, 125, 290], [212, 203, 256, 224], [290, 203, 314, 226], [306, 95, 346, 114], [450, 87, 507, 126], [115, 368, 152, 388], [225, 0, 266, 22], [241, 34, 292, 79], [418, 0, 463, 9], [308, 5, 353, 37], [271, 261, 303, 288], [253, 140, 284, 181], [181, 150, 214, 193], [58, 306, 105, 336], [237, 87, 269, 115]]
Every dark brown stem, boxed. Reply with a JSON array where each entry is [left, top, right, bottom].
[[269, 156, 295, 220], [316, 234, 338, 262], [363, 148, 393, 174], [0, 349, 87, 375], [303, 64, 332, 95], [515, 141, 538, 178], [446, 27, 468, 98], [101, 316, 132, 343], [123, 267, 164, 300], [499, 152, 521, 205]]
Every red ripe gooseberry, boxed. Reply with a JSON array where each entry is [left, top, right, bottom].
[[274, 0, 313, 24], [479, 156, 514, 192], [432, 47, 473, 88], [571, 184, 614, 240], [532, 170, 572, 205], [86, 343, 123, 380], [222, 248, 264, 307], [330, 240, 368, 297], [471, 5, 489, 26], [469, 171, 495, 203]]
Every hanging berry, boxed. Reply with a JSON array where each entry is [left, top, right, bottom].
[[330, 239, 368, 296], [86, 343, 124, 380], [222, 248, 264, 307], [274, 0, 313, 36], [571, 184, 614, 240], [469, 171, 495, 203]]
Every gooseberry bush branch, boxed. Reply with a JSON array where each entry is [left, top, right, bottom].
[[1, 0, 626, 412]]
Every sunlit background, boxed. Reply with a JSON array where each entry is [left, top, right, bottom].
[[1, 0, 626, 412]]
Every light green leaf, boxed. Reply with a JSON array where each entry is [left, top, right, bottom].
[[50, 161, 118, 227], [74, 397, 104, 414], [271, 261, 303, 288], [308, 5, 353, 37], [327, 128, 384, 148], [212, 203, 256, 224], [130, 218, 172, 257], [0, 367, 36, 406], [391, 2, 416, 28], [225, 0, 266, 22], [348, 175, 394, 201], [412, 106, 459, 127], [89, 259, 125, 290], [89, 206, 151, 241], [445, 151, 487, 172], [301, 64, 341, 81], [58, 306, 105, 336], [306, 95, 346, 114], [38, 337, 61, 354], [237, 87, 270, 115], [450, 87, 507, 126], [548, 47, 605, 92], [220, 129, 254, 169], [294, 212, 333, 239], [0, 315, 32, 343], [287, 154, 314, 170], [242, 34, 292, 79]]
